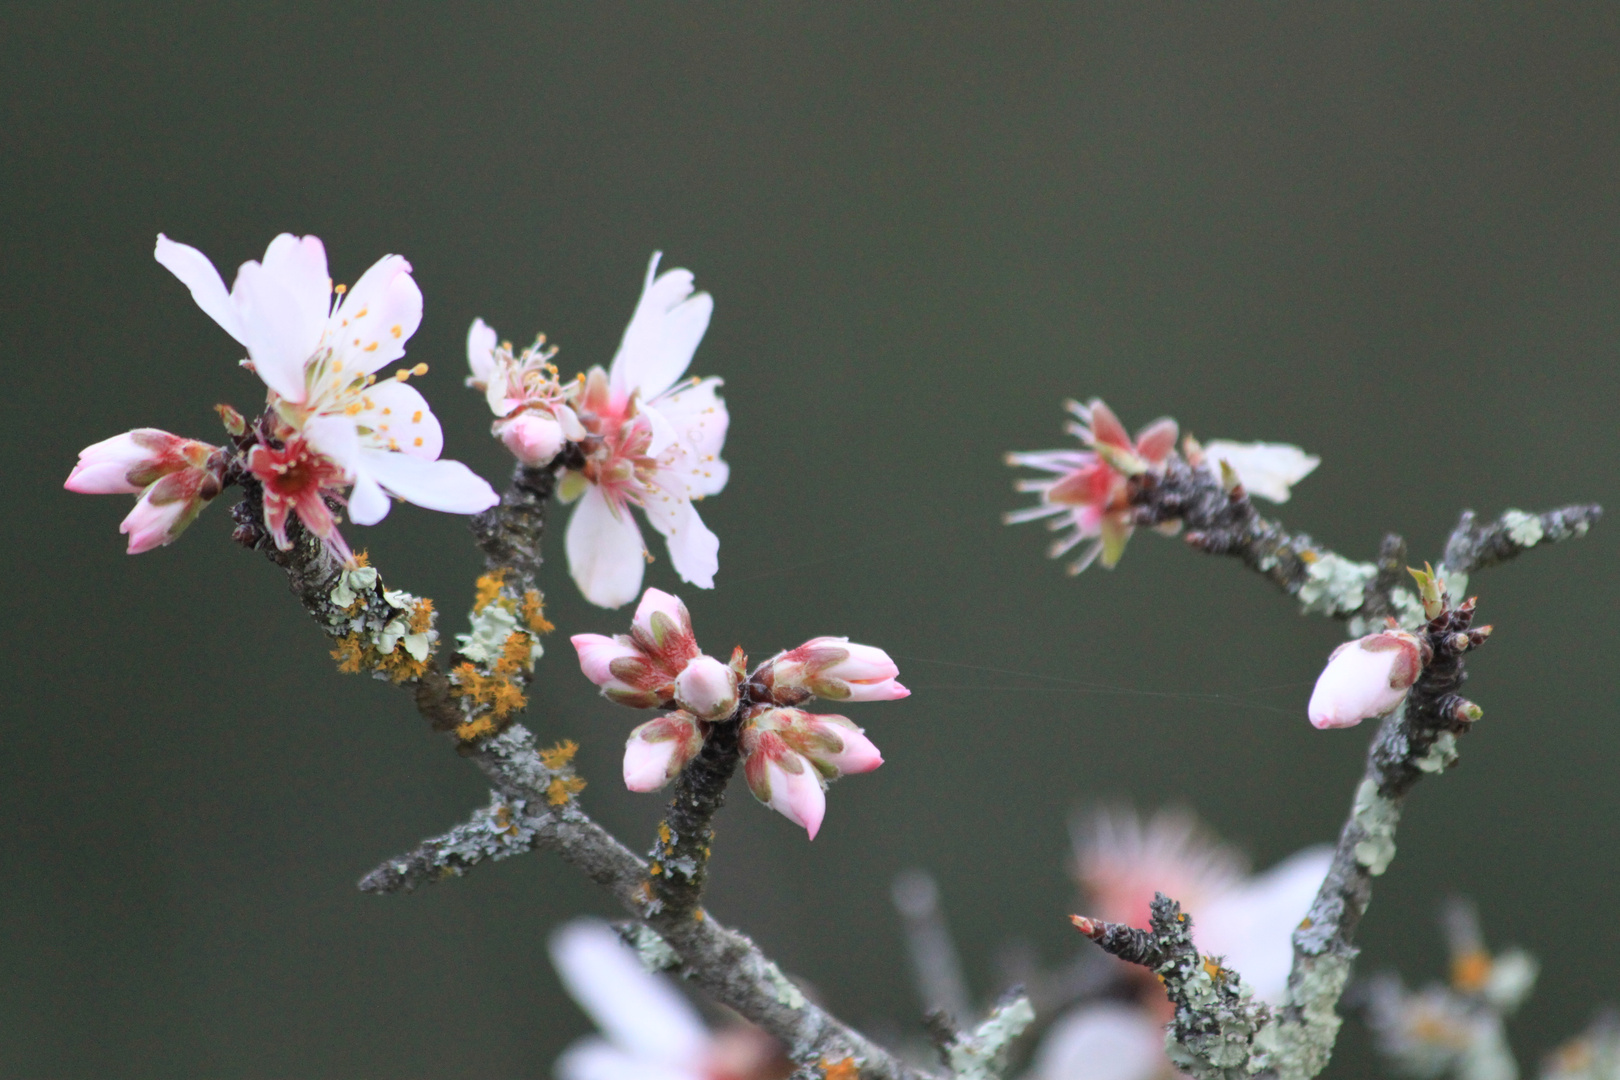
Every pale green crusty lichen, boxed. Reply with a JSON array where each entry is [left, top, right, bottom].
[[624, 923, 680, 973], [1501, 509, 1544, 547], [1414, 731, 1459, 775], [764, 961, 807, 1010], [1351, 777, 1401, 876], [1165, 965, 1266, 1078], [456, 601, 543, 666], [329, 565, 379, 608], [1255, 951, 1354, 1080], [946, 995, 1036, 1080], [1297, 554, 1375, 617]]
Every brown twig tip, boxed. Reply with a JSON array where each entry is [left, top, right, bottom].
[[1069, 914, 1103, 939]]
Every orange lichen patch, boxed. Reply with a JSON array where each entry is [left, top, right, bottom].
[[331, 634, 368, 674], [409, 597, 436, 634], [521, 589, 555, 634], [1202, 957, 1226, 982], [539, 740, 579, 770], [495, 631, 535, 676], [821, 1057, 859, 1080], [451, 662, 528, 720], [492, 803, 521, 836], [1451, 949, 1493, 994], [376, 648, 428, 684], [657, 822, 673, 845], [454, 715, 499, 741], [473, 569, 508, 612], [352, 551, 371, 567], [546, 775, 586, 806]]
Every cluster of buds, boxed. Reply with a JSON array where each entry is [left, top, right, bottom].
[[66, 430, 228, 553], [1307, 564, 1491, 730], [571, 588, 905, 838], [1006, 397, 1318, 574], [465, 322, 583, 467]]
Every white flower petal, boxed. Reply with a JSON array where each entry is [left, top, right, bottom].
[[304, 414, 362, 475], [1199, 845, 1332, 1003], [1203, 441, 1320, 504], [348, 473, 392, 526], [642, 493, 718, 590], [1029, 1003, 1166, 1080], [153, 235, 248, 346], [609, 252, 713, 401], [654, 377, 729, 498], [257, 233, 331, 336], [466, 317, 498, 387], [357, 448, 498, 516], [332, 254, 421, 375], [233, 259, 324, 402], [358, 380, 443, 460], [548, 919, 708, 1066], [556, 1039, 700, 1080], [566, 484, 647, 609]]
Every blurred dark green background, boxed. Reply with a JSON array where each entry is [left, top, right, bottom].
[[3, 4, 1616, 1077]]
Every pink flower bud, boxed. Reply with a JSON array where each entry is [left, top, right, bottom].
[[1307, 630, 1425, 730], [622, 713, 705, 792], [743, 741, 827, 840], [570, 633, 667, 708], [627, 588, 700, 669], [673, 655, 739, 721], [766, 637, 909, 703], [118, 465, 223, 554], [66, 429, 213, 494], [813, 715, 884, 774], [497, 412, 566, 466]]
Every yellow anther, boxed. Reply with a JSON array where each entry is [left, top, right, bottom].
[[363, 341, 379, 352], [390, 325, 402, 338], [411, 363, 428, 376], [356, 307, 368, 318], [334, 283, 347, 294], [394, 370, 410, 381], [389, 438, 399, 450], [344, 403, 362, 416], [332, 360, 343, 373], [411, 410, 423, 423], [382, 407, 392, 415], [413, 436, 423, 447]]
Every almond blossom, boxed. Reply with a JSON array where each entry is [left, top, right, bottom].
[[1004, 399, 1178, 574], [471, 253, 729, 609], [739, 707, 883, 840], [549, 918, 786, 1080], [153, 233, 497, 559], [1034, 808, 1332, 1080], [65, 429, 227, 553], [1307, 628, 1426, 730], [1073, 806, 1331, 1004]]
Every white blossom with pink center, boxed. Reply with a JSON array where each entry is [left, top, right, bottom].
[[1073, 807, 1331, 1005], [154, 233, 497, 557], [557, 254, 729, 609], [549, 918, 784, 1080]]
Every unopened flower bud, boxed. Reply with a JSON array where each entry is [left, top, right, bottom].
[[622, 712, 705, 792], [570, 633, 667, 708], [674, 654, 739, 721], [764, 637, 909, 703], [214, 403, 246, 437], [739, 708, 884, 840], [119, 464, 224, 554], [1307, 630, 1425, 730], [630, 588, 699, 662], [497, 412, 566, 466], [65, 429, 214, 495], [1453, 699, 1483, 723]]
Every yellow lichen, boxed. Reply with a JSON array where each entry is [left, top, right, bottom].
[[353, 551, 371, 567], [376, 648, 428, 684], [451, 661, 528, 721], [409, 596, 435, 634], [473, 569, 508, 612], [521, 589, 555, 634], [495, 631, 534, 676], [546, 775, 586, 805], [821, 1058, 858, 1080], [330, 634, 368, 674], [539, 740, 579, 770], [454, 715, 498, 741]]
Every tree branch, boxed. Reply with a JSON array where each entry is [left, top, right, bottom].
[[649, 717, 741, 918], [1440, 505, 1602, 578], [235, 466, 940, 1080]]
